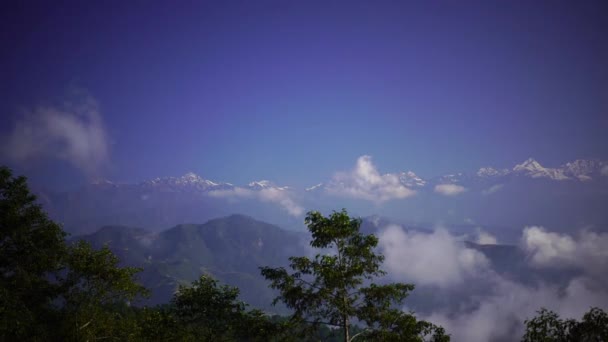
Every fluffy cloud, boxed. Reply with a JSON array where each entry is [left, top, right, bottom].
[[424, 276, 607, 342], [208, 187, 304, 217], [372, 221, 608, 342], [378, 225, 489, 287], [602, 165, 608, 176], [2, 92, 109, 177], [521, 226, 608, 281], [326, 155, 415, 202], [476, 228, 498, 245], [434, 184, 467, 196], [482, 183, 504, 195]]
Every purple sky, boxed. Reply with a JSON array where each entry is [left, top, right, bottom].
[[1, 1, 607, 189]]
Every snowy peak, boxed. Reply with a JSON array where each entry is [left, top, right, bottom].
[[560, 159, 605, 181], [477, 167, 509, 178], [513, 158, 544, 172], [399, 171, 426, 187], [513, 158, 569, 180], [247, 180, 289, 191], [142, 172, 229, 191], [305, 183, 324, 192]]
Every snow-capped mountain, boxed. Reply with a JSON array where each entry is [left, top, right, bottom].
[[131, 172, 235, 193], [476, 167, 510, 178], [399, 171, 426, 187], [560, 159, 606, 181], [305, 183, 323, 192], [247, 180, 289, 191], [512, 158, 569, 180]]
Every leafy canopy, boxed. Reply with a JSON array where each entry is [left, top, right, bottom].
[[260, 209, 448, 342]]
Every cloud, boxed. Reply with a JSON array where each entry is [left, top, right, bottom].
[[2, 91, 110, 177], [378, 224, 489, 287], [434, 184, 467, 196], [424, 276, 607, 342], [208, 187, 304, 217], [399, 225, 608, 342], [521, 226, 608, 282], [258, 188, 304, 216], [326, 155, 415, 202], [476, 228, 498, 245], [602, 165, 608, 176], [482, 183, 504, 195]]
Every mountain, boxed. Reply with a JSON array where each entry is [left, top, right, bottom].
[[76, 215, 307, 310], [38, 158, 608, 236], [74, 215, 578, 316]]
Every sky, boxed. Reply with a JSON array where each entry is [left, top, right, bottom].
[[1, 1, 607, 190]]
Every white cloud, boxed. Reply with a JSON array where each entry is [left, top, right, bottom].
[[2, 92, 109, 177], [434, 184, 467, 196], [372, 222, 608, 342], [326, 155, 415, 202], [482, 183, 504, 195], [424, 276, 607, 342], [602, 165, 608, 176], [378, 225, 489, 287], [258, 188, 304, 216], [476, 228, 498, 245], [208, 187, 304, 217], [521, 226, 608, 282]]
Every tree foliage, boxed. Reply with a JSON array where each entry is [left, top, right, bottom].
[[260, 209, 449, 342], [523, 307, 608, 342]]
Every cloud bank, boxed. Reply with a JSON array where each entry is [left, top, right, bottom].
[[434, 183, 467, 196], [326, 155, 415, 202], [2, 92, 110, 177], [521, 226, 608, 282], [209, 187, 304, 217], [378, 225, 489, 287], [482, 183, 504, 195], [374, 222, 608, 342]]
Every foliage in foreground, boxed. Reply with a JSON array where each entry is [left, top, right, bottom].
[[2, 166, 608, 341], [261, 209, 448, 342], [523, 307, 608, 342]]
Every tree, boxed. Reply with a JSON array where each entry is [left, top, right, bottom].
[[523, 307, 608, 342], [58, 240, 149, 341], [0, 166, 148, 341], [172, 275, 281, 341], [0, 166, 67, 340], [260, 210, 449, 342]]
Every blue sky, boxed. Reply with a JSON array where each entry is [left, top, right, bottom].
[[1, 1, 607, 189]]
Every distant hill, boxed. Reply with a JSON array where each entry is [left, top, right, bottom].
[[75, 214, 307, 311]]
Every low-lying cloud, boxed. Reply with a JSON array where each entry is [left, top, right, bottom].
[[208, 187, 304, 217], [521, 226, 608, 282], [2, 92, 110, 177], [326, 155, 415, 202], [482, 183, 504, 195], [434, 183, 467, 196], [378, 225, 489, 287], [373, 222, 608, 342]]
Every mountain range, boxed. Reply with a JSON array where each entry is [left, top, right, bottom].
[[74, 214, 576, 316], [39, 158, 608, 236]]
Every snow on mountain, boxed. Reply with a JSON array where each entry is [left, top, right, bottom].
[[560, 159, 606, 181], [512, 158, 569, 180], [140, 172, 232, 191], [305, 183, 324, 192], [476, 167, 509, 178], [247, 180, 289, 191], [398, 171, 427, 187]]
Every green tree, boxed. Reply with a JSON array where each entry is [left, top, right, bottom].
[[260, 210, 449, 342], [58, 240, 149, 341], [172, 275, 281, 341], [0, 166, 67, 340], [0, 166, 148, 341], [523, 307, 608, 342]]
